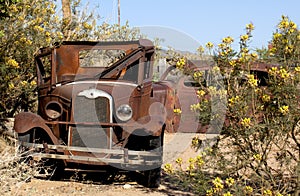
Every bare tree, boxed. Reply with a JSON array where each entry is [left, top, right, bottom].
[[118, 0, 120, 26], [61, 0, 71, 38], [61, 0, 71, 20]]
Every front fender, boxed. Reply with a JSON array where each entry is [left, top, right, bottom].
[[153, 82, 178, 133], [14, 112, 59, 145]]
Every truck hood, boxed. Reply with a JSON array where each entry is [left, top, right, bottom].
[[52, 80, 139, 102]]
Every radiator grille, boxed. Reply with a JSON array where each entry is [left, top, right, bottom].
[[74, 96, 109, 123], [72, 96, 110, 148]]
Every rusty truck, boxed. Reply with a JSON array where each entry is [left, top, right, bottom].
[[14, 39, 190, 188]]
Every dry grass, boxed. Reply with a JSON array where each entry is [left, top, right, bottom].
[[0, 136, 40, 194]]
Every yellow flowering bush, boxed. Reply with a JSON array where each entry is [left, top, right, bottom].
[[225, 177, 234, 187], [262, 94, 271, 102], [0, 0, 58, 121], [268, 15, 300, 65], [240, 34, 249, 41], [7, 59, 19, 68], [244, 186, 253, 194], [279, 105, 289, 115], [173, 108, 182, 114], [163, 163, 174, 174], [193, 70, 204, 80], [176, 58, 186, 70], [197, 89, 206, 97], [175, 158, 183, 166], [212, 177, 224, 191], [206, 42, 214, 49], [206, 18, 299, 195], [240, 117, 251, 128], [247, 74, 258, 87], [165, 17, 300, 195]]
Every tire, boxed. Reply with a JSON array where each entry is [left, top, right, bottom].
[[143, 129, 164, 188], [18, 129, 34, 144], [143, 167, 161, 188], [18, 133, 31, 143], [45, 159, 65, 180], [124, 126, 165, 188], [17, 130, 34, 155]]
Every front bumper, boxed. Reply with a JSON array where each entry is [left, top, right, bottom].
[[20, 142, 162, 166]]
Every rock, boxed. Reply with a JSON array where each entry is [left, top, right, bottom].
[[123, 184, 132, 189]]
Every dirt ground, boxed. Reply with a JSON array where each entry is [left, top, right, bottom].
[[0, 132, 218, 196], [10, 178, 182, 196]]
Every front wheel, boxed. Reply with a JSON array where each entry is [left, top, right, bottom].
[[17, 129, 64, 180], [143, 167, 161, 188], [143, 131, 164, 188], [17, 130, 35, 159], [125, 127, 164, 188]]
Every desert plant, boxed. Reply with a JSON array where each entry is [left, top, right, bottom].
[[0, 139, 40, 194], [165, 16, 300, 195]]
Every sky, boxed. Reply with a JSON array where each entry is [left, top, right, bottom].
[[78, 0, 300, 52]]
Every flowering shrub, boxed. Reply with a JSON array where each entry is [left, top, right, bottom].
[[164, 16, 300, 195], [0, 0, 141, 123]]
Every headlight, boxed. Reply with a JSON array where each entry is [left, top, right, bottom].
[[116, 104, 132, 122], [45, 101, 63, 119]]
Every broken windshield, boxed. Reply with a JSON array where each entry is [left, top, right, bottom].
[[79, 49, 126, 68]]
